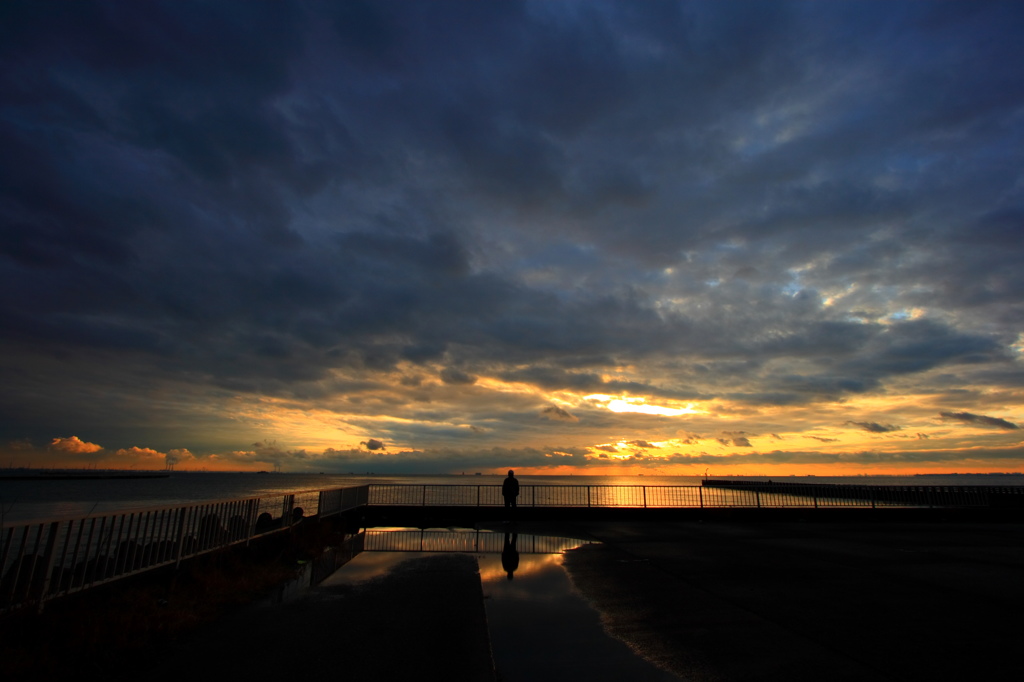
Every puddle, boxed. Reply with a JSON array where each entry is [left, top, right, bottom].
[[320, 528, 680, 681]]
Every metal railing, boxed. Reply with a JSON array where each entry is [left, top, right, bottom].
[[366, 483, 1024, 509], [699, 481, 1024, 509], [1, 485, 368, 614], [5, 481, 1020, 614]]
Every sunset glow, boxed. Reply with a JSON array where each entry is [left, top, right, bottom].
[[2, 2, 1023, 475]]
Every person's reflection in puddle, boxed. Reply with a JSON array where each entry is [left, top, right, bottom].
[[501, 531, 519, 580]]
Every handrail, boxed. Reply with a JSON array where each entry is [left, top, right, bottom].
[[365, 482, 1023, 509], [1, 485, 369, 614], [4, 481, 1020, 614]]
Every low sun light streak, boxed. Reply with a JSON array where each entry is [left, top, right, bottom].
[[585, 395, 704, 417]]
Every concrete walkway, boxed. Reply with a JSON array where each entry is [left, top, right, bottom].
[[561, 520, 1024, 682]]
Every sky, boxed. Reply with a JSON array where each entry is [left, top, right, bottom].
[[2, 1, 1023, 475]]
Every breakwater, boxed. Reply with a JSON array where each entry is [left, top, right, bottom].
[[701, 479, 1024, 508]]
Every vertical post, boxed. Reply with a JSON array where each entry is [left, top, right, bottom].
[[643, 486, 647, 509], [422, 486, 427, 507], [55, 519, 75, 593], [83, 518, 100, 587], [756, 490, 761, 509], [140, 512, 154, 567], [6, 527, 30, 606], [587, 486, 591, 508], [68, 519, 88, 590], [699, 486, 704, 509], [35, 521, 62, 613], [174, 507, 188, 569], [245, 499, 256, 546], [477, 485, 480, 508], [116, 513, 136, 575], [283, 494, 295, 524]]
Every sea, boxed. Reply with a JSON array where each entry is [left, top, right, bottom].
[[2, 471, 1022, 525]]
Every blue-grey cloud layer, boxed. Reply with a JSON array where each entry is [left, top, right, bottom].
[[2, 1, 1023, 460]]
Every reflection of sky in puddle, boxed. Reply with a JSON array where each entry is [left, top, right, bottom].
[[320, 529, 679, 681], [481, 552, 680, 682], [319, 527, 594, 586]]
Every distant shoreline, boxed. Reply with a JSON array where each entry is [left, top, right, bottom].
[[0, 470, 170, 480]]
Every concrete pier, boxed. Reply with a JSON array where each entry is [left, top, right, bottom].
[[561, 519, 1024, 681]]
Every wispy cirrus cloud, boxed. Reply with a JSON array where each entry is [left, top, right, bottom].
[[940, 412, 1019, 430]]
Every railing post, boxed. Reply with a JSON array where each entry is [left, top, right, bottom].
[[643, 486, 647, 509], [699, 486, 704, 509], [422, 486, 427, 506], [245, 499, 257, 546], [587, 486, 591, 508], [174, 507, 188, 569], [756, 490, 761, 508], [477, 485, 480, 508], [35, 521, 61, 612], [283, 494, 295, 525]]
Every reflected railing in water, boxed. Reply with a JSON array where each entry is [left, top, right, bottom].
[[361, 528, 593, 554], [320, 528, 594, 587]]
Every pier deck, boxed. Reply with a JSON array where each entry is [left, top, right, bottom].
[[562, 519, 1024, 681]]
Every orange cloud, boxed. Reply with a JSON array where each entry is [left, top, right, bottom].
[[50, 436, 103, 454], [113, 446, 165, 461], [166, 448, 195, 466]]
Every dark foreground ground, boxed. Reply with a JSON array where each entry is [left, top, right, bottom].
[[142, 552, 496, 682], [4, 517, 1023, 681], [561, 520, 1024, 682]]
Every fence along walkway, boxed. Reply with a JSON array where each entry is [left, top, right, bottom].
[[4, 481, 1021, 613], [1, 485, 368, 614], [366, 482, 1024, 508]]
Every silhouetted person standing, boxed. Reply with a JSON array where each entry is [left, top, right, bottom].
[[502, 469, 519, 520], [502, 532, 519, 580]]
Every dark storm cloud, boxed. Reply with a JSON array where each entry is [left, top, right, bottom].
[[940, 412, 1020, 430], [2, 1, 1024, 459]]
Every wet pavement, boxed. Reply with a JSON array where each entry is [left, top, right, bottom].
[[561, 520, 1024, 682], [478, 551, 679, 681], [124, 519, 1024, 682], [319, 528, 678, 681], [143, 552, 496, 682]]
